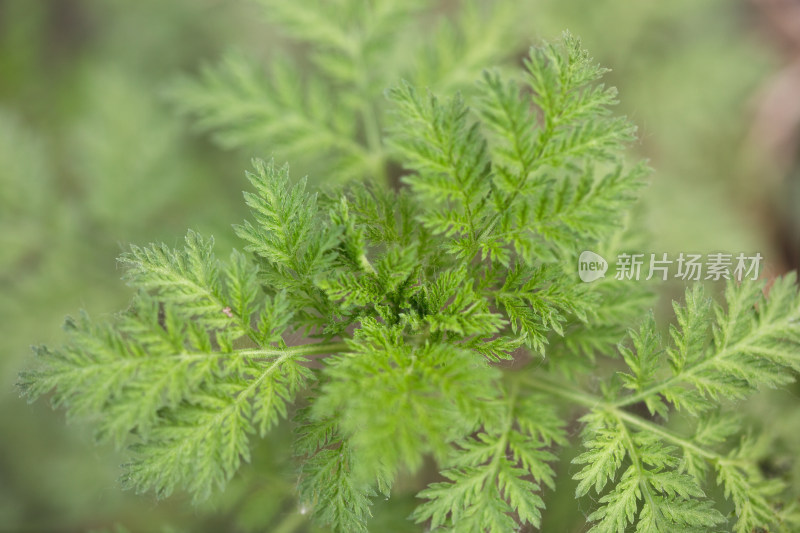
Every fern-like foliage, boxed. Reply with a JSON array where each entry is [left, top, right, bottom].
[[412, 384, 565, 531], [20, 232, 315, 502], [531, 275, 800, 533], [171, 0, 532, 184], [20, 35, 800, 533]]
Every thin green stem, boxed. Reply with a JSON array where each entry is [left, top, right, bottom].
[[250, 340, 350, 360], [525, 374, 722, 462], [361, 101, 387, 184], [613, 409, 718, 461], [362, 101, 383, 153], [613, 412, 664, 525], [357, 251, 378, 276], [523, 374, 604, 410], [489, 380, 519, 473], [41, 342, 350, 376], [474, 113, 553, 244], [170, 341, 350, 362], [162, 342, 350, 464], [352, 15, 388, 187], [272, 510, 307, 533]]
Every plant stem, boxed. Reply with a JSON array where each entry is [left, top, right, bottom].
[[614, 411, 666, 526], [272, 510, 307, 533], [613, 408, 717, 460], [243, 340, 350, 361], [524, 374, 722, 462], [353, 15, 388, 187], [522, 374, 604, 409]]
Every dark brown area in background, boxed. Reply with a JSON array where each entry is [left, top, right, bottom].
[[750, 0, 800, 271]]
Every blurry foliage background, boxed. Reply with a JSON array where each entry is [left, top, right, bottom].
[[1, 0, 798, 531]]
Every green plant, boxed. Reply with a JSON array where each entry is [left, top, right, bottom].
[[20, 34, 800, 533], [170, 0, 532, 186]]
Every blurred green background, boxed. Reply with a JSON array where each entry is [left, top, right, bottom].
[[1, 0, 798, 531]]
